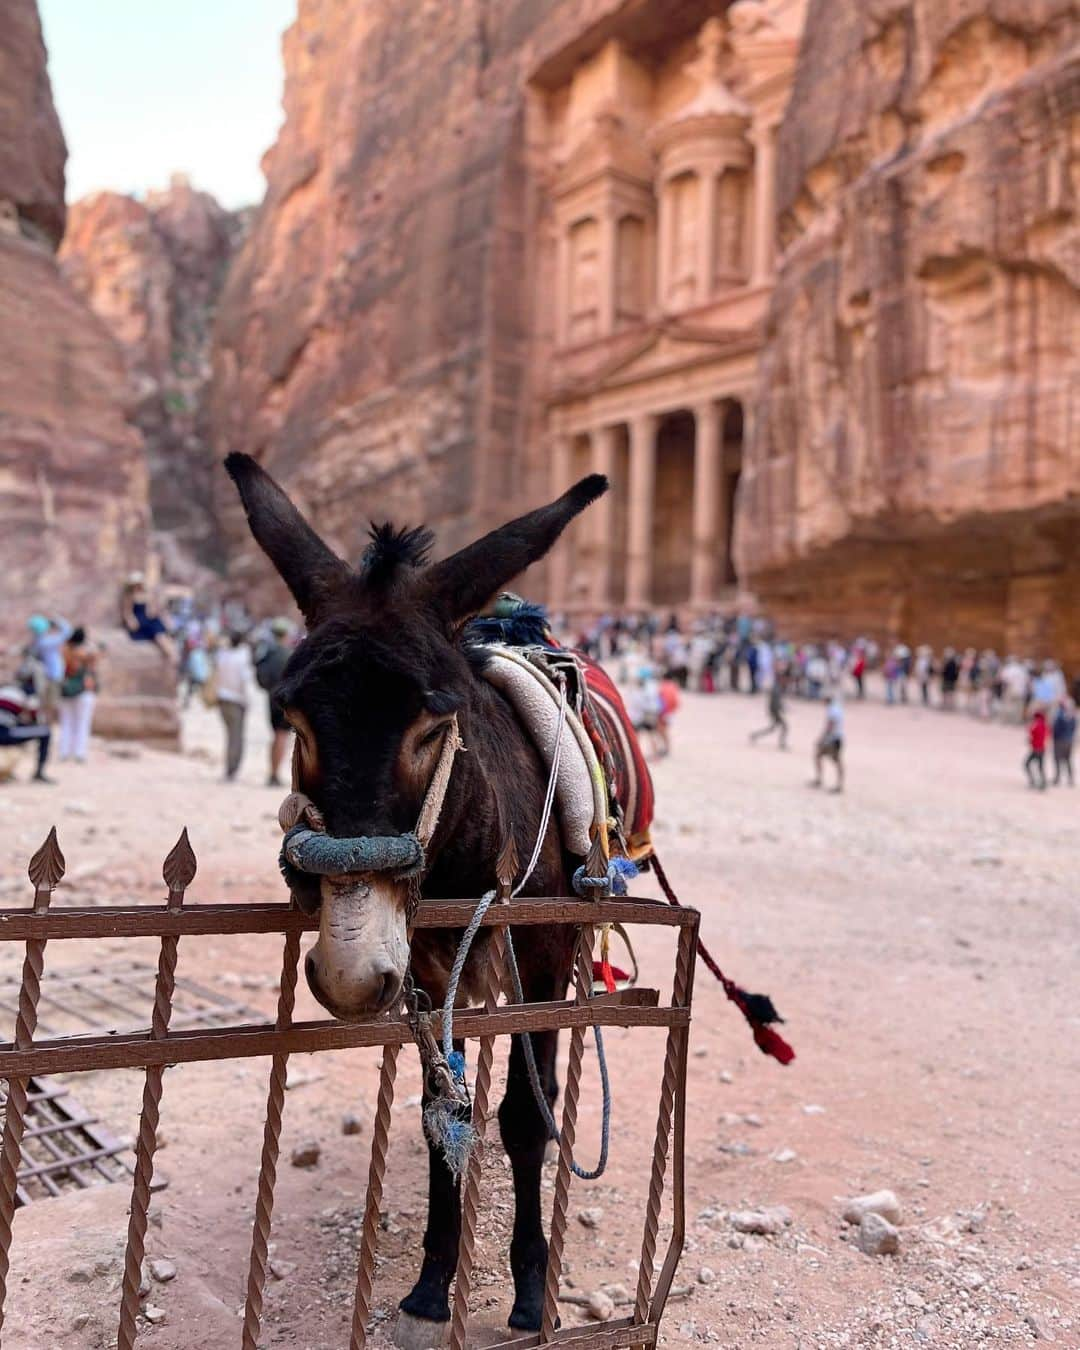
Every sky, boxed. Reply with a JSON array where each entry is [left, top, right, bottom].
[[38, 0, 296, 209]]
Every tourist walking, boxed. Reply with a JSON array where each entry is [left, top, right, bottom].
[[57, 628, 98, 763], [255, 618, 293, 787], [750, 676, 789, 750], [1052, 699, 1076, 786], [214, 633, 252, 782], [1024, 707, 1048, 790], [810, 692, 845, 792], [850, 644, 867, 700]]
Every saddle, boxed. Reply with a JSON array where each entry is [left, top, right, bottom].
[[470, 614, 654, 867]]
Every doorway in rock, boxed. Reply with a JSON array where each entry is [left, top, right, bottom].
[[652, 410, 695, 607], [722, 401, 743, 587]]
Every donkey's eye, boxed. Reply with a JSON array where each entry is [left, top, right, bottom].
[[416, 720, 451, 751]]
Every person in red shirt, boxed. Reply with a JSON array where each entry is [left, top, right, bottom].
[[851, 645, 867, 700], [1024, 708, 1048, 789]]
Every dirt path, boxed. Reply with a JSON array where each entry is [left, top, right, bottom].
[[0, 686, 1077, 1348]]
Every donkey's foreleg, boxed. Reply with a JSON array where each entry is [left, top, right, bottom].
[[398, 1090, 464, 1326], [499, 1028, 559, 1331]]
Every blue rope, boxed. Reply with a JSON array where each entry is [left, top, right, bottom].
[[436, 890, 612, 1181], [504, 929, 611, 1181]]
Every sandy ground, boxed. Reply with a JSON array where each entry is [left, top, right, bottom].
[[0, 682, 1077, 1349]]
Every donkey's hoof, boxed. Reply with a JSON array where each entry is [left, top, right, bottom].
[[394, 1309, 449, 1350], [508, 1302, 558, 1333]]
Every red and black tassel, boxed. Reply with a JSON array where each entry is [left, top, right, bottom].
[[650, 853, 796, 1066]]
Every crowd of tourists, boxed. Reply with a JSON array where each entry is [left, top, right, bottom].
[[1, 575, 300, 788], [562, 610, 1079, 792], [5, 586, 1077, 794]]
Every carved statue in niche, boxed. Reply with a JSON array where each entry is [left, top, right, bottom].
[[617, 215, 646, 323], [568, 216, 600, 343], [715, 170, 746, 280], [669, 173, 699, 308]]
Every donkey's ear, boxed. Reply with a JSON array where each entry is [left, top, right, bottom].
[[224, 453, 352, 625], [420, 474, 608, 622]]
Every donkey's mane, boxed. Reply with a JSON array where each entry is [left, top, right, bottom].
[[361, 522, 435, 586]]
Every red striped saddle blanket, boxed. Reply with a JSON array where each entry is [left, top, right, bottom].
[[574, 653, 655, 862]]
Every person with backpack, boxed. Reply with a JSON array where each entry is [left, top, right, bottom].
[[255, 618, 294, 787], [57, 628, 99, 763]]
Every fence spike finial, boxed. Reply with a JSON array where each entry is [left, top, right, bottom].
[[162, 828, 197, 899], [28, 826, 65, 900]]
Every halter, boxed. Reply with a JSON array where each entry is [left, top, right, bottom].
[[277, 714, 464, 908]]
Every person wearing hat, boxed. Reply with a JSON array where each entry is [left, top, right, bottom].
[[255, 618, 294, 787], [26, 614, 72, 722]]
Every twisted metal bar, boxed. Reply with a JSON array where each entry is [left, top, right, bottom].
[[241, 927, 302, 1350], [0, 830, 62, 1341], [349, 1041, 400, 1350], [632, 922, 695, 1326], [117, 830, 194, 1350], [449, 924, 507, 1350], [539, 928, 594, 1342]]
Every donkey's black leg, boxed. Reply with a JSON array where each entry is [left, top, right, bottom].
[[399, 1094, 463, 1323], [499, 1028, 559, 1331]]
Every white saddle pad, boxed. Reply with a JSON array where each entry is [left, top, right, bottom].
[[480, 647, 603, 858]]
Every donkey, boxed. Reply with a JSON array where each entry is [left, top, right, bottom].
[[225, 453, 608, 1334]]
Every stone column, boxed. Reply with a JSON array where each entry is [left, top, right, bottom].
[[590, 424, 618, 608], [656, 185, 672, 310], [751, 124, 776, 285], [555, 226, 570, 345], [547, 434, 574, 607], [599, 213, 618, 335], [691, 400, 723, 606], [626, 413, 658, 609], [698, 171, 717, 305]]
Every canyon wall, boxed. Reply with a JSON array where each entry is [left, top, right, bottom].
[[0, 0, 150, 642], [736, 1, 1080, 661], [210, 0, 713, 612], [61, 178, 249, 580]]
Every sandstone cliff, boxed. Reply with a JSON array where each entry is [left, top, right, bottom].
[[0, 0, 150, 643], [61, 178, 249, 576], [210, 0, 678, 612], [737, 1, 1080, 659]]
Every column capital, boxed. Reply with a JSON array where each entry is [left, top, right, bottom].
[[693, 397, 722, 428]]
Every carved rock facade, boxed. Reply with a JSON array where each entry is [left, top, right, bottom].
[[0, 0, 150, 643], [737, 0, 1080, 661], [211, 0, 803, 616]]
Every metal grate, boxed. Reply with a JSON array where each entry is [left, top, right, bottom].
[[0, 961, 258, 1040], [0, 1078, 130, 1205]]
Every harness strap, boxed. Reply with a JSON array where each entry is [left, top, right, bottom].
[[276, 713, 463, 883]]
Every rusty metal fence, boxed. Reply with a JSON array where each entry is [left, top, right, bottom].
[[0, 827, 698, 1350]]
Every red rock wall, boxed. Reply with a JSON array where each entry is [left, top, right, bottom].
[[61, 180, 248, 577], [209, 0, 701, 612], [736, 1, 1080, 662], [0, 0, 150, 642]]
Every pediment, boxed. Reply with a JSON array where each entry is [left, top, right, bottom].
[[553, 112, 654, 200], [552, 319, 761, 401]]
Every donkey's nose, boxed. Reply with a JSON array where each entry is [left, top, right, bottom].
[[370, 965, 402, 1014]]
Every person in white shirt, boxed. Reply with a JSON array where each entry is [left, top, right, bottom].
[[811, 692, 845, 792], [214, 633, 253, 781]]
